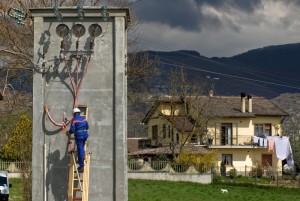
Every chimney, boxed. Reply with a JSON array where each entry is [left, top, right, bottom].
[[241, 92, 246, 113], [248, 95, 252, 113]]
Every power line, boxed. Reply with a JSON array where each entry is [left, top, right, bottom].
[[154, 53, 299, 88], [139, 38, 300, 83], [139, 38, 300, 91], [157, 61, 300, 90]]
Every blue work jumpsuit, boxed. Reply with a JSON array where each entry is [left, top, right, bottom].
[[69, 114, 89, 168]]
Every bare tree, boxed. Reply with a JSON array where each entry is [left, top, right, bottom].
[[0, 0, 157, 112], [157, 68, 216, 158]]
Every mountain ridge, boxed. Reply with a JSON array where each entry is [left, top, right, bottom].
[[142, 43, 300, 98]]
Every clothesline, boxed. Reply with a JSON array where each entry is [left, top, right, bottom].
[[251, 135, 294, 171]]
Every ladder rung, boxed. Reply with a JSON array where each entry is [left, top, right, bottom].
[[74, 178, 83, 181], [73, 188, 81, 191], [73, 197, 82, 200], [74, 171, 84, 173]]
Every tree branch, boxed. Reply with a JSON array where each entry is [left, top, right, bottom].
[[0, 49, 32, 62]]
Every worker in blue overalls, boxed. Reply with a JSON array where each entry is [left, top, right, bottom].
[[68, 108, 89, 172]]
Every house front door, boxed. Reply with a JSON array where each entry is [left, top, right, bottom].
[[262, 154, 272, 167], [221, 123, 232, 145]]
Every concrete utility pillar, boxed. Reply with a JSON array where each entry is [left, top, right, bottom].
[[30, 7, 129, 201]]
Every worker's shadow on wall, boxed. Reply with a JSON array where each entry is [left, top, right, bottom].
[[46, 146, 69, 201]]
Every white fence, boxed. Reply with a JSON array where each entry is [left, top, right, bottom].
[[0, 161, 31, 173], [127, 161, 212, 184], [127, 161, 212, 174]]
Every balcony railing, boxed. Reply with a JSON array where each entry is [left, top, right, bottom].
[[211, 135, 268, 147]]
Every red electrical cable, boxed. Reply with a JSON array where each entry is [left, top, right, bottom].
[[74, 55, 91, 108], [62, 37, 75, 94], [74, 39, 80, 107], [45, 39, 92, 130], [44, 106, 65, 127]]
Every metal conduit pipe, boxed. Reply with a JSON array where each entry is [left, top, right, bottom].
[[44, 143, 47, 201]]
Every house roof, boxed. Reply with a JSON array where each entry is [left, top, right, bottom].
[[128, 144, 208, 156], [142, 95, 288, 123], [208, 96, 288, 117], [142, 98, 184, 123]]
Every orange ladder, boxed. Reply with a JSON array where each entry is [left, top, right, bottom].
[[68, 144, 90, 201]]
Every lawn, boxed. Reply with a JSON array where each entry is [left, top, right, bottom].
[[8, 178, 300, 201], [9, 178, 24, 201], [128, 179, 300, 201]]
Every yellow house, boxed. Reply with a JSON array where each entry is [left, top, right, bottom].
[[142, 93, 289, 173]]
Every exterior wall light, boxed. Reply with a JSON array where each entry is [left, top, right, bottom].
[[100, 6, 109, 21], [8, 7, 27, 25], [76, 5, 85, 21], [53, 6, 63, 21]]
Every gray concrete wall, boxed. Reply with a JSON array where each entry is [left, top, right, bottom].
[[128, 173, 212, 184], [30, 7, 129, 201]]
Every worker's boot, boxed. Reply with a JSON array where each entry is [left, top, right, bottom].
[[77, 167, 84, 172]]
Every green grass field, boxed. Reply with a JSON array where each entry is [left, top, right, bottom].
[[128, 179, 300, 201], [8, 178, 300, 201], [9, 178, 23, 201]]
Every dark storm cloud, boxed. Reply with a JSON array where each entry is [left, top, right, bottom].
[[132, 0, 203, 31], [132, 0, 264, 31]]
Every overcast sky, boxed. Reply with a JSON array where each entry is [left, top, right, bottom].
[[129, 0, 300, 57]]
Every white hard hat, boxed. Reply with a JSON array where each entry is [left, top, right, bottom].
[[73, 108, 81, 114]]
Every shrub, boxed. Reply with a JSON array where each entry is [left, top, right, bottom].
[[175, 150, 216, 168], [250, 165, 264, 178], [265, 165, 275, 181], [220, 162, 226, 176], [2, 115, 32, 161], [213, 175, 222, 183], [228, 168, 237, 179]]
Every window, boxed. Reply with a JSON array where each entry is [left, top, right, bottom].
[[138, 139, 151, 149], [168, 125, 171, 138], [162, 124, 166, 139], [255, 123, 271, 137], [152, 125, 158, 140], [171, 128, 174, 142], [186, 103, 190, 114], [222, 154, 233, 166], [221, 123, 232, 145], [255, 124, 263, 136], [176, 133, 179, 143], [0, 176, 7, 186], [190, 134, 197, 143]]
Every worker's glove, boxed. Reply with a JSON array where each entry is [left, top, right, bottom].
[[64, 118, 68, 123]]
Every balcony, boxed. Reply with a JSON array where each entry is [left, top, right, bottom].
[[209, 135, 268, 148]]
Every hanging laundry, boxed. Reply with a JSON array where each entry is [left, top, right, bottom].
[[263, 138, 268, 147], [267, 137, 274, 152], [252, 136, 259, 145], [254, 136, 267, 147], [274, 136, 294, 170], [259, 138, 264, 147]]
